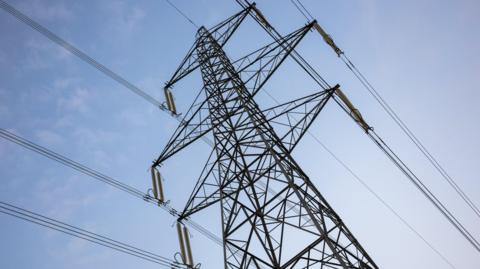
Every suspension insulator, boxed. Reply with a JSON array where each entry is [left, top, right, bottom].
[[335, 87, 370, 132], [150, 167, 165, 202], [150, 167, 159, 200], [177, 222, 194, 266], [164, 87, 177, 114], [313, 22, 342, 56], [176, 222, 187, 264], [183, 225, 194, 266]]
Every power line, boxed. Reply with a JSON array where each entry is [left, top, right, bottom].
[[0, 128, 222, 246], [333, 97, 480, 252], [288, 0, 310, 22], [342, 55, 480, 219], [0, 0, 365, 266], [0, 0, 219, 249], [368, 130, 480, 252], [0, 0, 466, 266], [0, 201, 187, 268], [293, 0, 480, 221], [0, 0, 164, 109], [307, 132, 458, 269], [163, 0, 199, 28], [294, 0, 314, 20], [0, 128, 146, 200]]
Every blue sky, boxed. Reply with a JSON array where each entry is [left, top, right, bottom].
[[1, 0, 479, 268]]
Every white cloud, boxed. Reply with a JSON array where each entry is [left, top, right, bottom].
[[123, 6, 146, 32], [0, 139, 11, 162], [53, 115, 75, 129], [0, 50, 6, 64], [52, 77, 92, 114], [0, 87, 9, 117], [34, 175, 100, 220], [118, 109, 148, 126], [23, 38, 72, 70], [0, 101, 9, 118], [102, 1, 146, 36], [47, 236, 113, 268], [18, 0, 74, 22], [65, 237, 90, 254], [57, 87, 91, 114], [70, 126, 118, 145], [13, 1, 75, 70], [35, 129, 65, 146], [53, 77, 81, 90]]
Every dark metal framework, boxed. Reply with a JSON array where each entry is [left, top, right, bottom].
[[154, 5, 378, 269]]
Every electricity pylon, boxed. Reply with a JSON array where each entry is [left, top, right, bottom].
[[153, 5, 378, 269]]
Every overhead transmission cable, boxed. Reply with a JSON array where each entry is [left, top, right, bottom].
[[0, 0, 215, 248], [367, 129, 480, 251], [0, 128, 222, 246], [288, 0, 310, 22], [0, 0, 163, 109], [0, 128, 146, 199], [0, 0, 461, 266], [163, 0, 199, 28], [291, 0, 480, 220], [332, 97, 480, 252], [294, 0, 314, 20], [1, 1, 454, 262], [0, 201, 187, 268], [309, 129, 458, 269]]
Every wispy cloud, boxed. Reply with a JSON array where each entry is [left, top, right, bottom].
[[118, 109, 148, 126], [46, 236, 113, 269], [0, 104, 8, 118], [0, 87, 9, 119], [68, 126, 127, 170], [102, 1, 146, 35], [18, 0, 74, 22], [33, 175, 100, 220], [0, 49, 6, 64], [53, 77, 81, 90], [50, 77, 93, 114], [123, 6, 146, 32], [22, 38, 72, 70], [57, 87, 91, 114], [35, 129, 65, 146]]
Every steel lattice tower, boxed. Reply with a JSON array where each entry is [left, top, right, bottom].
[[153, 5, 378, 269]]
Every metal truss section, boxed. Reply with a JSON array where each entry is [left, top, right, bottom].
[[262, 87, 336, 152], [231, 25, 312, 95], [155, 21, 312, 165]]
